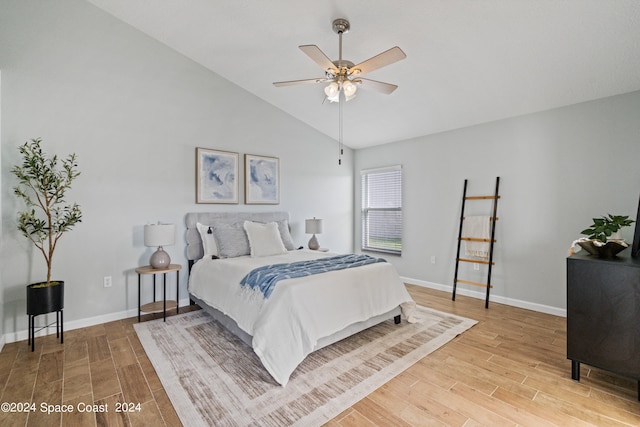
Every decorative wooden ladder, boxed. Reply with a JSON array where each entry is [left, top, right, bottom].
[[452, 177, 500, 308]]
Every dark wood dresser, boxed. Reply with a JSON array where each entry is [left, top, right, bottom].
[[567, 251, 640, 400]]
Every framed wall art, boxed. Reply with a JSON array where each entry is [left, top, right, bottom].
[[245, 154, 279, 204], [632, 193, 640, 258], [196, 148, 239, 204]]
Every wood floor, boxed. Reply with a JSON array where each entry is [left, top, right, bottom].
[[1, 285, 638, 426]]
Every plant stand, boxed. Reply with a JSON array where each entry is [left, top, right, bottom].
[[27, 281, 64, 352]]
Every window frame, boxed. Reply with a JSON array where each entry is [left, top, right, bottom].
[[360, 165, 403, 255]]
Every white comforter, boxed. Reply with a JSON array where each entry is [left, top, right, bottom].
[[188, 249, 416, 386]]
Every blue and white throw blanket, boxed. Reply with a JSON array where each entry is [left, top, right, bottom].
[[240, 254, 387, 299]]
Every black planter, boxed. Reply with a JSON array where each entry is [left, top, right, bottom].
[[26, 280, 64, 351]]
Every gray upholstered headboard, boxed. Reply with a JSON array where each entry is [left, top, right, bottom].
[[185, 211, 291, 262]]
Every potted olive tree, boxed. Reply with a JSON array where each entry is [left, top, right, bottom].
[[12, 138, 82, 349]]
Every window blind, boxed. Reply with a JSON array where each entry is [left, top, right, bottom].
[[361, 165, 402, 254]]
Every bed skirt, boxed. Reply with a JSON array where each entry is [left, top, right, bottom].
[[189, 293, 401, 352]]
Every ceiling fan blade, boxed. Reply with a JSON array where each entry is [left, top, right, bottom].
[[299, 45, 337, 72], [355, 78, 398, 95], [350, 46, 406, 77], [273, 78, 328, 87]]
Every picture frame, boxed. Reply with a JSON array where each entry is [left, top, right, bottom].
[[196, 148, 239, 204], [632, 194, 640, 258], [245, 154, 279, 204]]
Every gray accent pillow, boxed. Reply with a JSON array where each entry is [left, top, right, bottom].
[[214, 225, 250, 258], [277, 220, 295, 251]]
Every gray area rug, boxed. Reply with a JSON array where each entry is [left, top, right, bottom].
[[134, 306, 476, 426]]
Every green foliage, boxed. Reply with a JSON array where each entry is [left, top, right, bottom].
[[580, 214, 634, 242], [12, 138, 82, 284]]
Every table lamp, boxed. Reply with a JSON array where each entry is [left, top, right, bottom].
[[144, 223, 176, 269], [305, 217, 323, 250]]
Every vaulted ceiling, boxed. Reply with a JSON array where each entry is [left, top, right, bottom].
[[87, 0, 640, 149]]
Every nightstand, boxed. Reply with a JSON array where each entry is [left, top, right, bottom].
[[135, 264, 181, 322]]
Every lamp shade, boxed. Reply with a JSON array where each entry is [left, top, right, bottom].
[[342, 80, 357, 97], [324, 82, 339, 97], [305, 218, 323, 235], [144, 223, 176, 247]]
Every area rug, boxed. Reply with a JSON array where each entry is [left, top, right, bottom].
[[134, 306, 476, 427]]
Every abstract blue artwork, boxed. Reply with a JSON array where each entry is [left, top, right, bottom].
[[245, 154, 279, 204], [196, 148, 239, 203]]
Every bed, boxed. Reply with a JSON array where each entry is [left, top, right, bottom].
[[186, 211, 416, 386]]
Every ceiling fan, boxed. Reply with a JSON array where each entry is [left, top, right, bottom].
[[273, 18, 406, 102]]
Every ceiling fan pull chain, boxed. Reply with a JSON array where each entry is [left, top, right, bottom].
[[338, 94, 344, 165]]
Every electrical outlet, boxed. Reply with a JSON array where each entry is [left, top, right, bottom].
[[473, 263, 480, 271], [103, 276, 112, 288], [430, 256, 436, 264]]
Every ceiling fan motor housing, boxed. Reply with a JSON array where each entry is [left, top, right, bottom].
[[326, 60, 357, 80], [332, 18, 350, 34]]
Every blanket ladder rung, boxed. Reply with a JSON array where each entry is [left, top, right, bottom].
[[455, 279, 494, 288], [465, 195, 501, 200], [457, 258, 494, 265]]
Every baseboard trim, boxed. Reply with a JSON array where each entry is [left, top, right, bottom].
[[4, 298, 193, 345], [5, 283, 566, 345], [401, 276, 567, 317]]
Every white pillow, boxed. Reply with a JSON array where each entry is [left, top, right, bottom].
[[196, 222, 219, 258], [243, 221, 288, 257]]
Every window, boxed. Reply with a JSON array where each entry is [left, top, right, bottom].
[[361, 165, 402, 255]]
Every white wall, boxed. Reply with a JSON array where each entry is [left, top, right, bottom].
[[0, 70, 3, 350], [0, 0, 353, 342], [355, 91, 640, 313]]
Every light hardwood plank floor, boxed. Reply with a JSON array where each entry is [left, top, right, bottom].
[[0, 285, 638, 426]]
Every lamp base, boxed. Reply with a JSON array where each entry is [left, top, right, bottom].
[[150, 246, 171, 269], [308, 235, 320, 250]]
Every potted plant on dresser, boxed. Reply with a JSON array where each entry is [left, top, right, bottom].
[[12, 138, 82, 350], [577, 214, 635, 258]]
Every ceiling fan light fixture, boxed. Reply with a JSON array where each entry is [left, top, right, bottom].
[[342, 80, 357, 97], [325, 69, 337, 79], [327, 92, 340, 103], [324, 81, 340, 98]]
